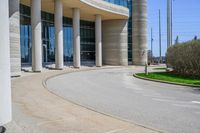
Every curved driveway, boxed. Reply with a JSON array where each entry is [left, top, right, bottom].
[[46, 67, 200, 133]]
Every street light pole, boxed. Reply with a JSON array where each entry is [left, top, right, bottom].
[[167, 0, 172, 48], [151, 28, 153, 63], [171, 0, 173, 46], [159, 9, 162, 63]]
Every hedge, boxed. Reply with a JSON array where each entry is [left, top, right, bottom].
[[166, 40, 200, 77]]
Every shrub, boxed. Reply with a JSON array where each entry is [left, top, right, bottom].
[[166, 40, 200, 77]]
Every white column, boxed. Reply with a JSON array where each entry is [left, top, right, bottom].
[[31, 0, 42, 72], [0, 0, 12, 125], [73, 8, 80, 68], [95, 15, 102, 67], [55, 0, 63, 69]]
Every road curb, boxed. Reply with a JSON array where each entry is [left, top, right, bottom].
[[133, 73, 200, 88]]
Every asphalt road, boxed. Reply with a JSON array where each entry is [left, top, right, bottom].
[[46, 67, 200, 133]]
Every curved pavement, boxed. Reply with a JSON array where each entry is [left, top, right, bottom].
[[46, 67, 200, 133]]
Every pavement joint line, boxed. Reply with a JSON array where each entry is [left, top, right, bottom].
[[43, 67, 165, 133], [142, 94, 162, 97], [152, 98, 175, 103], [152, 98, 196, 106], [141, 93, 176, 100], [134, 91, 143, 94], [150, 96, 176, 100], [192, 101, 200, 104], [172, 104, 200, 109], [127, 87, 143, 91], [37, 119, 64, 126], [105, 128, 125, 133]]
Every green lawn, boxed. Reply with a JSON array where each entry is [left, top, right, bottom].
[[136, 72, 200, 86]]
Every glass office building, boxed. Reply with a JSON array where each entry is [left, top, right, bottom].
[[20, 0, 132, 65], [8, 0, 147, 76], [20, 4, 95, 65]]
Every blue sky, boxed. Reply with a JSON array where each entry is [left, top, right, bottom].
[[147, 0, 200, 57]]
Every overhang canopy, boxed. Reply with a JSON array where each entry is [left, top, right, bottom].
[[20, 0, 129, 21]]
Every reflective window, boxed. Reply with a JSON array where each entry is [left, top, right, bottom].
[[20, 4, 31, 63], [63, 17, 73, 63], [104, 0, 128, 7], [20, 4, 95, 65], [42, 12, 55, 63], [80, 20, 95, 63], [127, 0, 132, 61], [20, 2, 133, 64]]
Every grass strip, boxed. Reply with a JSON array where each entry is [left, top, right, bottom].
[[136, 72, 200, 86]]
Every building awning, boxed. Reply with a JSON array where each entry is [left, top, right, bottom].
[[20, 0, 129, 21]]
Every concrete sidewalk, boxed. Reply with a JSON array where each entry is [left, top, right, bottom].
[[5, 66, 159, 133]]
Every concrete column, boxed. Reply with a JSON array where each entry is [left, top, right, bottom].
[[55, 0, 64, 69], [0, 0, 12, 125], [132, 0, 147, 65], [9, 0, 21, 76], [73, 8, 80, 68], [31, 0, 42, 72], [95, 15, 102, 67], [102, 20, 128, 66]]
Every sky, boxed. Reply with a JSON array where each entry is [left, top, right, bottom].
[[147, 0, 200, 57]]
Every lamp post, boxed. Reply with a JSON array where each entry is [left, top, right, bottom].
[[159, 9, 162, 63], [167, 0, 172, 48], [151, 28, 153, 63]]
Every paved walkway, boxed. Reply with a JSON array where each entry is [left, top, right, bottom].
[[46, 67, 200, 133], [5, 66, 158, 133]]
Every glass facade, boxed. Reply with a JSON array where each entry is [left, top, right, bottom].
[[80, 21, 95, 63], [63, 17, 73, 63], [20, 5, 31, 63], [41, 12, 55, 63], [20, 4, 95, 64], [104, 0, 128, 7], [20, 1, 133, 65], [127, 0, 132, 62]]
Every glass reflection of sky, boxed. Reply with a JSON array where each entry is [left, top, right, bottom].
[[20, 1, 133, 64], [104, 0, 128, 7], [20, 4, 95, 64]]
